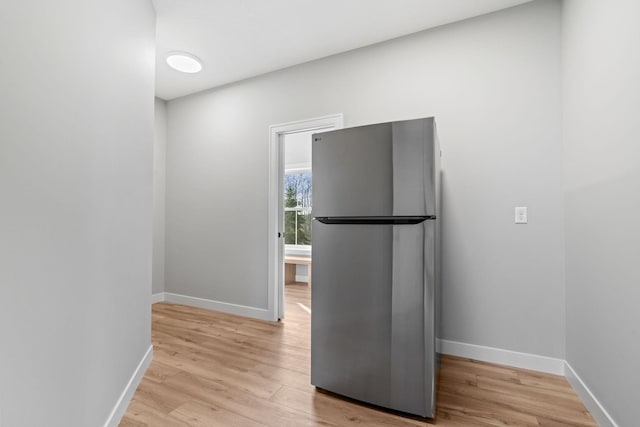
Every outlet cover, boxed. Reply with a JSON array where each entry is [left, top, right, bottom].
[[515, 206, 528, 224]]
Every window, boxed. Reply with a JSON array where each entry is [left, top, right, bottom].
[[284, 171, 312, 247]]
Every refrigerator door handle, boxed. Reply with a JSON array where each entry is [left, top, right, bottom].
[[315, 216, 434, 225]]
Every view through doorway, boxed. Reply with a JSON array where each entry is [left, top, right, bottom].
[[282, 131, 314, 317], [268, 114, 343, 321]]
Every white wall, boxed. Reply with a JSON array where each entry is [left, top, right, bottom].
[[0, 1, 155, 426], [154, 98, 168, 295], [563, 0, 640, 425], [166, 0, 565, 358], [284, 131, 312, 170]]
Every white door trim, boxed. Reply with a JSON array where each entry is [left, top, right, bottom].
[[267, 114, 344, 321]]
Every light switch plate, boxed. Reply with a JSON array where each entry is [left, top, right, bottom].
[[515, 206, 528, 224]]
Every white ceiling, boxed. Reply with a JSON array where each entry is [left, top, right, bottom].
[[153, 0, 533, 100]]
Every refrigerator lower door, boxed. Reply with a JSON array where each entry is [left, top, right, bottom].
[[311, 219, 436, 417]]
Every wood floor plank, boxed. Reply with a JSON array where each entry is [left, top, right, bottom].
[[438, 377, 596, 425], [436, 389, 542, 426], [153, 325, 310, 374], [271, 385, 426, 427], [169, 400, 269, 427], [120, 283, 597, 426], [120, 400, 191, 427], [130, 379, 191, 415], [162, 371, 338, 427], [153, 347, 282, 400]]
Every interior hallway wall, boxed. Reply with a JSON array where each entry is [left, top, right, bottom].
[[562, 0, 640, 425], [0, 1, 156, 426], [154, 98, 168, 295]]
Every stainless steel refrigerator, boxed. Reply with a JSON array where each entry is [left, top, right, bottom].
[[311, 117, 441, 418]]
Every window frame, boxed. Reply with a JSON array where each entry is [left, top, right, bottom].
[[284, 167, 312, 257]]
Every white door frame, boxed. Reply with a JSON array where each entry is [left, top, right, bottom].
[[267, 114, 344, 321]]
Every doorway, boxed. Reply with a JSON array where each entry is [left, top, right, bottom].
[[268, 114, 343, 321]]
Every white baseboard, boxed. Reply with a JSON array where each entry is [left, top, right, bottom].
[[438, 339, 565, 376], [103, 344, 153, 427], [151, 292, 165, 304], [565, 361, 619, 427], [164, 292, 273, 321]]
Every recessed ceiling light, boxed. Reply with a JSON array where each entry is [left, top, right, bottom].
[[166, 52, 203, 74]]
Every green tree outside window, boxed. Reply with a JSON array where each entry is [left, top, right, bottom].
[[284, 172, 312, 246]]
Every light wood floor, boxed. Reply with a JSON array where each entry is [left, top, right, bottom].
[[121, 284, 596, 426]]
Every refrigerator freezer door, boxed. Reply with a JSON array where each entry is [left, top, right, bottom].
[[311, 219, 436, 417], [312, 118, 435, 218]]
